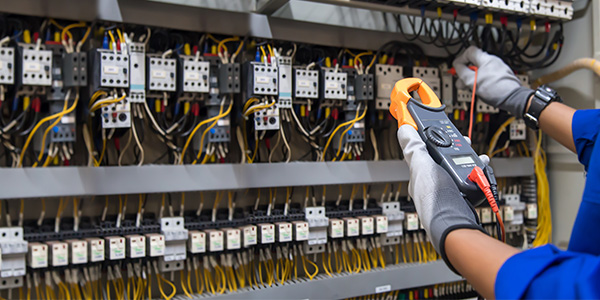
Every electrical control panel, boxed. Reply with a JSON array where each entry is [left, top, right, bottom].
[[354, 74, 374, 101], [219, 63, 241, 94], [179, 55, 210, 93], [253, 100, 279, 131], [148, 57, 177, 92], [188, 231, 206, 254], [93, 49, 129, 89], [128, 43, 146, 103], [100, 99, 131, 129], [18, 48, 52, 86], [322, 70, 347, 100], [277, 56, 293, 108], [294, 69, 319, 99], [375, 64, 403, 110], [62, 52, 87, 87], [0, 47, 14, 85], [247, 61, 278, 96]]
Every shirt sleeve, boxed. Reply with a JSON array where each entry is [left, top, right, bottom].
[[572, 109, 600, 171], [495, 244, 600, 299]]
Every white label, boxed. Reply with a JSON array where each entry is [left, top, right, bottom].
[[25, 62, 41, 72], [380, 83, 392, 90], [61, 115, 75, 124], [256, 76, 270, 84], [354, 122, 364, 129], [152, 70, 167, 79], [184, 71, 200, 81], [326, 81, 339, 89], [375, 285, 391, 293], [297, 80, 310, 88], [217, 119, 230, 126], [0, 61, 4, 70], [103, 65, 119, 74]]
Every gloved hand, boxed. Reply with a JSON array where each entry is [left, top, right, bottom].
[[398, 125, 487, 272], [453, 46, 534, 117]]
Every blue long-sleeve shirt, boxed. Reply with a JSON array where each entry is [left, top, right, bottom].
[[495, 109, 600, 299]]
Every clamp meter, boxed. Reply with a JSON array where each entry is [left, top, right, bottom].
[[390, 78, 486, 206]]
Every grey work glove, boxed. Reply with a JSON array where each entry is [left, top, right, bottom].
[[453, 46, 534, 117], [398, 125, 487, 273]]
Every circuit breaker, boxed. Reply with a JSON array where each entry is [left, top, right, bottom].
[[321, 70, 347, 100], [92, 49, 129, 89], [0, 227, 26, 289], [379, 202, 404, 245], [128, 43, 146, 103], [62, 52, 87, 87], [294, 69, 319, 99], [218, 63, 241, 94], [160, 217, 188, 269], [253, 100, 279, 131], [277, 56, 293, 108], [304, 206, 328, 253], [0, 47, 15, 85], [18, 48, 52, 86], [375, 64, 403, 110], [148, 57, 177, 92], [179, 55, 210, 94], [247, 61, 278, 96]]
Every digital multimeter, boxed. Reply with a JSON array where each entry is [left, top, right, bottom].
[[390, 78, 486, 206]]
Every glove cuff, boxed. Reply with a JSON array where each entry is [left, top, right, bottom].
[[438, 224, 488, 275], [501, 86, 535, 118]]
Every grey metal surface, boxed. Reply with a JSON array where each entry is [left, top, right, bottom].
[[194, 261, 461, 299], [0, 158, 532, 199]]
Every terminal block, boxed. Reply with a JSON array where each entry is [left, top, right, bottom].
[[148, 57, 177, 92], [17, 47, 52, 86], [101, 100, 131, 129], [128, 43, 146, 103], [321, 69, 347, 100], [503, 194, 526, 233], [0, 47, 15, 85], [477, 101, 499, 113], [253, 100, 279, 131], [457, 88, 473, 103], [62, 52, 87, 87], [294, 68, 319, 99], [375, 64, 402, 110], [92, 49, 129, 89], [247, 61, 278, 96], [413, 67, 440, 99], [378, 202, 405, 245], [179, 55, 210, 93], [354, 74, 374, 101], [218, 63, 241, 94], [304, 206, 328, 254], [85, 238, 104, 262], [160, 217, 188, 271], [27, 243, 48, 269], [277, 57, 293, 108], [0, 227, 27, 286], [188, 231, 206, 254]]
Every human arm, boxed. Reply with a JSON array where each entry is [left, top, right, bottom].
[[454, 46, 576, 153]]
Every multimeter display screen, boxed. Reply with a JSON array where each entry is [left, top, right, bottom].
[[452, 155, 475, 165]]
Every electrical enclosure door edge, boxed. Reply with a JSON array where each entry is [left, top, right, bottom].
[[406, 99, 485, 206]]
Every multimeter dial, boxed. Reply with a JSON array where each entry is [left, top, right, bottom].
[[425, 126, 452, 147]]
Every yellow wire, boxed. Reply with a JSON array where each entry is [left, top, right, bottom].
[[322, 253, 333, 277], [532, 130, 552, 246], [90, 93, 126, 112], [61, 22, 86, 43], [244, 100, 276, 117], [487, 117, 516, 156], [89, 90, 108, 107], [322, 107, 367, 161], [107, 30, 116, 47], [158, 274, 177, 300], [181, 100, 232, 164], [19, 94, 79, 167], [116, 28, 124, 44], [259, 46, 267, 61], [180, 270, 192, 298], [194, 102, 234, 164], [49, 19, 66, 30], [217, 37, 240, 54], [301, 255, 319, 280], [206, 34, 221, 43], [94, 139, 106, 167]]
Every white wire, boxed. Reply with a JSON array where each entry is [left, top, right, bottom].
[[288, 108, 311, 137], [236, 126, 247, 164], [131, 115, 145, 166], [117, 128, 134, 166], [143, 99, 167, 136], [268, 130, 282, 163], [370, 128, 379, 161], [280, 126, 291, 163]]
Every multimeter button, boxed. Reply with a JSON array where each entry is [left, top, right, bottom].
[[425, 126, 453, 147]]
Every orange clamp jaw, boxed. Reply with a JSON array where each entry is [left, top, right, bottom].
[[389, 78, 442, 130]]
